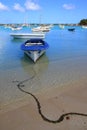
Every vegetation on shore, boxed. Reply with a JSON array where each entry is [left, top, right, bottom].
[[79, 19, 87, 25]]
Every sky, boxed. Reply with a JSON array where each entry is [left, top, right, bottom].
[[0, 0, 87, 24]]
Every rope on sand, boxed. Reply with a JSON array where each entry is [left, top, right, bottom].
[[13, 77, 87, 124]]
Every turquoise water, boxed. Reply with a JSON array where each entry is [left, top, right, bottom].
[[0, 25, 87, 106]]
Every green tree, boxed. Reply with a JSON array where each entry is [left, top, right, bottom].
[[79, 19, 87, 25]]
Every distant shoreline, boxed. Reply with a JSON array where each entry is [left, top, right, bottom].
[[0, 23, 79, 26]]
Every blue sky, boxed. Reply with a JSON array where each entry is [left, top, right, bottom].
[[0, 0, 87, 24]]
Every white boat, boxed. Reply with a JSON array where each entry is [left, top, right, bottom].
[[11, 26, 22, 31], [10, 33, 45, 39], [32, 26, 51, 32], [82, 26, 87, 29], [21, 38, 49, 62], [59, 24, 65, 29]]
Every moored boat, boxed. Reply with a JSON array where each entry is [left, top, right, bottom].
[[59, 24, 65, 29], [68, 28, 75, 31], [32, 26, 51, 32], [82, 25, 87, 29], [21, 38, 49, 62], [10, 33, 45, 39]]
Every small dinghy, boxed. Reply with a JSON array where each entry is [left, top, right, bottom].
[[21, 38, 49, 62], [68, 28, 75, 31]]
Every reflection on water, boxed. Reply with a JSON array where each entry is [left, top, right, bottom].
[[11, 37, 29, 43], [11, 38, 26, 43], [20, 52, 49, 75]]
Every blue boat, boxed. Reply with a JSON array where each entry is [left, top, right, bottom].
[[68, 28, 75, 31], [21, 38, 49, 62]]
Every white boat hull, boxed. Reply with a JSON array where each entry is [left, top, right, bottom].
[[10, 33, 45, 39], [82, 26, 87, 29], [24, 50, 45, 62], [32, 26, 50, 32], [11, 27, 22, 31]]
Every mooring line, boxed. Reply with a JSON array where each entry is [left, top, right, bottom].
[[13, 77, 87, 124]]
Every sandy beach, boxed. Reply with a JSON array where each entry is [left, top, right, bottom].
[[0, 77, 87, 130]]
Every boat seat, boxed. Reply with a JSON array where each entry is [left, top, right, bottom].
[[25, 42, 43, 46]]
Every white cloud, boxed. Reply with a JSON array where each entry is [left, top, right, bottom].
[[0, 2, 9, 11], [13, 3, 25, 12], [25, 0, 40, 10], [63, 4, 75, 10]]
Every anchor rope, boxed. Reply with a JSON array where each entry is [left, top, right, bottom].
[[13, 75, 87, 124]]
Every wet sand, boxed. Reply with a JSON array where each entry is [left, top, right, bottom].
[[0, 77, 87, 130]]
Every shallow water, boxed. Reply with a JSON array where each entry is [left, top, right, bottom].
[[0, 25, 87, 106]]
